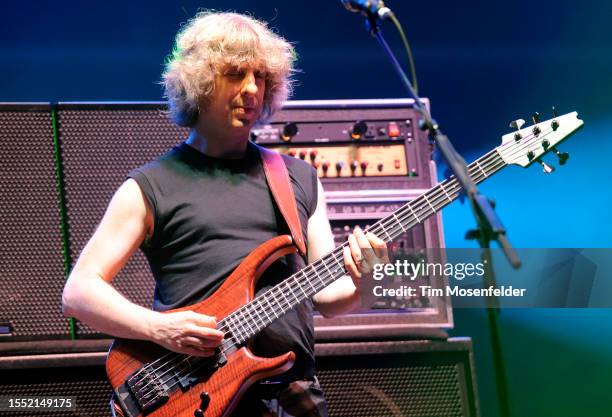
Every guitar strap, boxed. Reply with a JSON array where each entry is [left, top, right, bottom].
[[257, 145, 307, 258]]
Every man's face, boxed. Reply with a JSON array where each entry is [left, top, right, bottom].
[[200, 63, 266, 136]]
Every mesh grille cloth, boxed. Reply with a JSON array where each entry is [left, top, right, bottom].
[[318, 353, 471, 417], [0, 366, 111, 416], [0, 108, 71, 339], [58, 107, 188, 337]]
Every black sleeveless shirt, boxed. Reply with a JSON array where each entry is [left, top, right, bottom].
[[128, 141, 319, 379]]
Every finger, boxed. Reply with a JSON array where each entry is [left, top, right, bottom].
[[185, 324, 225, 342], [353, 227, 376, 265], [180, 335, 221, 353], [347, 233, 363, 269], [365, 232, 387, 259], [190, 312, 217, 327], [343, 246, 361, 280], [180, 336, 211, 350], [201, 329, 225, 347]]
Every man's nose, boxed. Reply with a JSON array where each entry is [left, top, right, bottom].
[[241, 71, 259, 95]]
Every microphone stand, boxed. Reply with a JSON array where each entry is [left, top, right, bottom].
[[357, 10, 520, 417]]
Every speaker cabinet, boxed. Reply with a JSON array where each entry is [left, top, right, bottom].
[[0, 104, 70, 341], [0, 338, 478, 417], [316, 338, 479, 417], [56, 103, 189, 337]]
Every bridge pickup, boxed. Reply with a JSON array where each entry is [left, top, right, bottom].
[[125, 367, 170, 414]]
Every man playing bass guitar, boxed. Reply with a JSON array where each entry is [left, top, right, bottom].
[[62, 11, 386, 417]]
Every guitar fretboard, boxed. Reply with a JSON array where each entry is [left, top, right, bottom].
[[220, 149, 506, 344]]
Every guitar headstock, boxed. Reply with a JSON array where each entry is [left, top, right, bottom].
[[497, 110, 584, 171]]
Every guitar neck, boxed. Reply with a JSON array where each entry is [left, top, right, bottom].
[[221, 149, 506, 344]]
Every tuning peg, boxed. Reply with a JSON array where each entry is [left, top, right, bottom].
[[509, 119, 525, 130], [550, 106, 560, 131], [552, 147, 569, 165], [551, 119, 559, 131], [532, 112, 542, 136], [510, 119, 525, 141], [537, 158, 555, 174]]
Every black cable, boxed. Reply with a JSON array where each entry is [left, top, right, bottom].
[[386, 9, 419, 95]]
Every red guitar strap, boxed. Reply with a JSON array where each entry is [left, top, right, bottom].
[[257, 145, 307, 258]]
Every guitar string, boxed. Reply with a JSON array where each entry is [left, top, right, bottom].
[[219, 123, 563, 342], [130, 120, 562, 384], [130, 135, 527, 396], [130, 125, 558, 398], [135, 153, 503, 396], [131, 148, 519, 399], [151, 157, 508, 394]]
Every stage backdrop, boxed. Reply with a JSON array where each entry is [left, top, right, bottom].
[[2, 1, 612, 416]]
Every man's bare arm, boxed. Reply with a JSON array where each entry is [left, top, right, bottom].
[[308, 179, 386, 318], [62, 179, 223, 357]]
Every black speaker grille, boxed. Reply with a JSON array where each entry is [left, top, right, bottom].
[[317, 345, 476, 417], [320, 365, 463, 417], [0, 107, 70, 339], [58, 106, 188, 336], [0, 366, 111, 416]]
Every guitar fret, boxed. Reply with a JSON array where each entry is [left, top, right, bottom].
[[331, 251, 345, 276], [476, 161, 488, 177], [305, 267, 318, 293], [381, 224, 392, 241], [439, 181, 453, 202], [285, 284, 298, 306], [243, 306, 258, 333], [230, 313, 248, 341], [295, 276, 308, 299], [423, 194, 435, 212], [392, 213, 407, 232], [218, 151, 511, 346], [408, 204, 421, 223], [321, 260, 335, 286], [278, 285, 290, 312], [253, 299, 269, 327], [263, 295, 278, 319], [225, 318, 243, 343]]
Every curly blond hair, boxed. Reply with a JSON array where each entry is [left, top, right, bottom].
[[162, 11, 297, 127]]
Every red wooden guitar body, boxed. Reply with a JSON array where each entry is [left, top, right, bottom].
[[106, 235, 298, 417]]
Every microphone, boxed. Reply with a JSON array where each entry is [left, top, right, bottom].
[[340, 0, 392, 19]]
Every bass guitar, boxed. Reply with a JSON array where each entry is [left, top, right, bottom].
[[107, 111, 583, 417]]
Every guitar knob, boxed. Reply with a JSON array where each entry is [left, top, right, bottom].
[[194, 409, 204, 417], [360, 161, 369, 174], [552, 147, 569, 165], [350, 121, 368, 140], [281, 122, 298, 142], [335, 161, 344, 176], [200, 392, 210, 408], [322, 161, 330, 176]]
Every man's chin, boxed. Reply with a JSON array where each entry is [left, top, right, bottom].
[[232, 117, 255, 129]]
